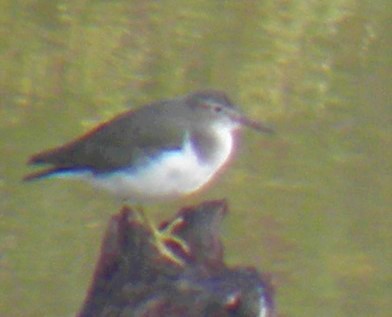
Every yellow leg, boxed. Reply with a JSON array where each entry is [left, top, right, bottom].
[[136, 206, 189, 266]]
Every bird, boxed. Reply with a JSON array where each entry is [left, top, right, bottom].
[[24, 89, 273, 264]]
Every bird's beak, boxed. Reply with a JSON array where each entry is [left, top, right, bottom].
[[234, 113, 275, 134]]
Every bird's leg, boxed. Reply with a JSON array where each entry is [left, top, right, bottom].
[[160, 216, 190, 253], [135, 205, 189, 266]]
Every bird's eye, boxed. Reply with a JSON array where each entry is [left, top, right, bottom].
[[213, 105, 222, 113]]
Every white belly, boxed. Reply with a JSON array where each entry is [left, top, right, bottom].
[[89, 127, 234, 202]]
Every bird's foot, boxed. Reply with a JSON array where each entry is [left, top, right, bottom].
[[151, 217, 190, 266], [136, 207, 189, 266]]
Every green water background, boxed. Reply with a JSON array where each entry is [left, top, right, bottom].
[[0, 1, 390, 316]]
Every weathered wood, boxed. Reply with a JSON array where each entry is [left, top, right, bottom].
[[77, 200, 275, 317]]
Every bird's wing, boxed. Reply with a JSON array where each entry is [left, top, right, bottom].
[[24, 106, 185, 179]]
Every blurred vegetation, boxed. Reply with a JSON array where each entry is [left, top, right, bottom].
[[0, 1, 390, 316]]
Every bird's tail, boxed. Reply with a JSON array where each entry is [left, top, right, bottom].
[[23, 167, 60, 181], [24, 145, 77, 181]]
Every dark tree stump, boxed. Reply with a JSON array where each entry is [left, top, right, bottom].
[[77, 200, 275, 317]]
